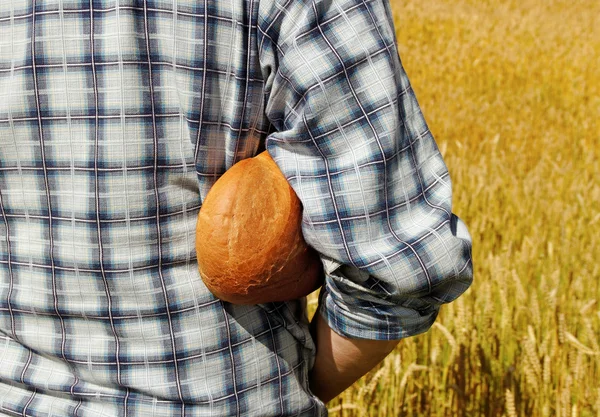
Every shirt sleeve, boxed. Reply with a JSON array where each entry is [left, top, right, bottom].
[[257, 0, 473, 340]]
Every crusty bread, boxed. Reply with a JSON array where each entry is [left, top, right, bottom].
[[195, 151, 323, 304]]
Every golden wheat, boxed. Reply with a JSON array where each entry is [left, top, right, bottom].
[[306, 0, 600, 415]]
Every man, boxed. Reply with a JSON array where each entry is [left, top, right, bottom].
[[0, 0, 473, 415]]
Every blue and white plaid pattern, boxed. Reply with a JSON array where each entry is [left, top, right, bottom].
[[0, 0, 473, 415]]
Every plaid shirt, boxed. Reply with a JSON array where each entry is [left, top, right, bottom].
[[0, 0, 473, 415]]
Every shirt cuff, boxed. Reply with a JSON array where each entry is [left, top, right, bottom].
[[316, 269, 440, 341]]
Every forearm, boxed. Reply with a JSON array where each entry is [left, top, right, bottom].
[[308, 312, 400, 404]]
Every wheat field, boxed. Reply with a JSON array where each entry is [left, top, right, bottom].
[[307, 0, 600, 416]]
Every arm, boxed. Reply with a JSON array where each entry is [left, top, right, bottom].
[[257, 0, 473, 397], [308, 312, 399, 403]]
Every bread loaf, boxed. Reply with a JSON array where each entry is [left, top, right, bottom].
[[195, 151, 323, 304]]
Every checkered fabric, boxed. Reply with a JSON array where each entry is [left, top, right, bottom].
[[0, 0, 473, 415]]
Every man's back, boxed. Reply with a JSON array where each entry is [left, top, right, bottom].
[[0, 1, 323, 415], [0, 0, 473, 415]]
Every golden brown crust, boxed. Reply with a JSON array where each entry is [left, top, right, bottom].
[[195, 151, 323, 304]]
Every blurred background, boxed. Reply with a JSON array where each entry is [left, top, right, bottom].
[[307, 0, 600, 415]]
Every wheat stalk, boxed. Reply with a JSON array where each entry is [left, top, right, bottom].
[[398, 363, 428, 400], [582, 317, 600, 353], [531, 291, 541, 328], [579, 299, 596, 315], [565, 332, 599, 356], [357, 362, 390, 404], [558, 313, 567, 345], [526, 326, 542, 379], [543, 355, 551, 386], [561, 375, 573, 417], [328, 403, 365, 415], [432, 322, 457, 362], [505, 389, 517, 417]]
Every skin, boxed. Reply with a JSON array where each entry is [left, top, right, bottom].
[[308, 312, 401, 403]]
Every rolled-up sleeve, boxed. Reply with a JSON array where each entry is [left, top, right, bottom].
[[257, 0, 473, 340]]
